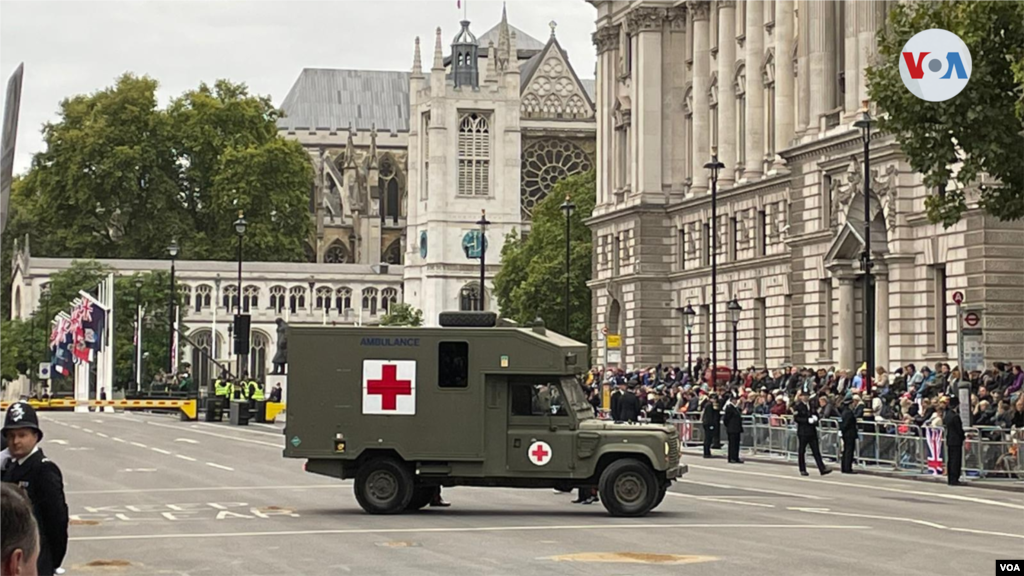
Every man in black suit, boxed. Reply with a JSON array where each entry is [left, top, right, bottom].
[[617, 380, 642, 423], [943, 395, 966, 485], [1, 402, 69, 575], [793, 392, 831, 477], [722, 394, 744, 463], [839, 395, 858, 473], [700, 393, 719, 458]]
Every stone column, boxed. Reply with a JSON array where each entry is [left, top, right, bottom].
[[716, 1, 737, 186], [593, 25, 620, 207], [774, 0, 796, 166], [744, 0, 764, 178], [857, 1, 883, 108], [665, 7, 688, 198], [875, 270, 890, 371], [689, 1, 711, 195], [843, 0, 859, 118], [630, 7, 664, 195], [808, 0, 835, 132], [838, 274, 857, 371], [797, 0, 810, 134]]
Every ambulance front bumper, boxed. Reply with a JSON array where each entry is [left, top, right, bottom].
[[667, 463, 687, 479]]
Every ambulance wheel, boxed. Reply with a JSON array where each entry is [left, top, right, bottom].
[[405, 486, 435, 511], [598, 459, 658, 517], [652, 483, 669, 509], [354, 458, 414, 514]]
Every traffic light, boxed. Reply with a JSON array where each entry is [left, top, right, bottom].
[[233, 314, 251, 354]]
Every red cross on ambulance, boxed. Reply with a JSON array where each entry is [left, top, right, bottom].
[[528, 441, 553, 466], [362, 360, 416, 415]]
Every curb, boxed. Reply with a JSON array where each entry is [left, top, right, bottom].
[[681, 448, 1024, 494]]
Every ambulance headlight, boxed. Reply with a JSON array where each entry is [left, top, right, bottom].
[[665, 442, 670, 456]]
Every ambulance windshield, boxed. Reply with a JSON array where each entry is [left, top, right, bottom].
[[560, 377, 593, 420]]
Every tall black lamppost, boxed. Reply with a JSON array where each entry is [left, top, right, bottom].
[[727, 298, 742, 383], [704, 147, 725, 387], [681, 304, 696, 380], [40, 284, 50, 382], [560, 195, 576, 334], [134, 277, 143, 391], [476, 210, 490, 312], [166, 239, 179, 373], [853, 101, 874, 417], [234, 212, 248, 378]]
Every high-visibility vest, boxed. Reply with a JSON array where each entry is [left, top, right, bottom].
[[214, 380, 229, 397], [232, 382, 244, 400], [250, 383, 265, 401]]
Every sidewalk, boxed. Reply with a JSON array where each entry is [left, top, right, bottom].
[[682, 447, 1024, 494]]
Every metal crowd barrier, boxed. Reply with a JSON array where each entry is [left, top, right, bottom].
[[667, 412, 1023, 480]]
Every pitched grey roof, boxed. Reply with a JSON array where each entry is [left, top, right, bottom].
[[580, 79, 595, 102], [478, 22, 546, 52], [277, 69, 410, 132]]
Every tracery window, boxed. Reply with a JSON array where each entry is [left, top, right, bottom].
[[269, 286, 286, 314], [457, 112, 490, 197], [520, 139, 593, 218], [325, 241, 350, 264]]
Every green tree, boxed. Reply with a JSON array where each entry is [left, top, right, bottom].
[[867, 1, 1024, 226], [379, 303, 425, 327], [493, 171, 595, 346]]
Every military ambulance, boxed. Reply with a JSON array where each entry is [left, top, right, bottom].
[[283, 312, 685, 517]]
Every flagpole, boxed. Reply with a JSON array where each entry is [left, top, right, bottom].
[[135, 306, 144, 389], [104, 273, 114, 411]]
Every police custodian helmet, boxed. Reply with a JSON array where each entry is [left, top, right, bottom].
[[2, 402, 44, 441]]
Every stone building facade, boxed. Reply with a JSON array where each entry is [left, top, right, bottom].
[[587, 0, 1024, 372]]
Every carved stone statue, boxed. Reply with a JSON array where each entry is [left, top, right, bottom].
[[272, 318, 288, 375]]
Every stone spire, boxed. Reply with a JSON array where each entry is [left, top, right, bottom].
[[432, 27, 444, 70], [411, 36, 423, 77], [496, 3, 511, 71], [486, 41, 497, 83], [342, 122, 357, 169], [368, 123, 378, 169]]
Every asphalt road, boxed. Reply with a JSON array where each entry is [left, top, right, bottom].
[[36, 411, 1024, 576]]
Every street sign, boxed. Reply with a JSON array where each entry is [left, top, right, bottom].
[[952, 291, 964, 305], [606, 334, 621, 349], [1, 63, 24, 236], [38, 362, 51, 380], [963, 312, 979, 328]]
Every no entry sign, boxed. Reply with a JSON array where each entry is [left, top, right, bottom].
[[963, 312, 979, 328]]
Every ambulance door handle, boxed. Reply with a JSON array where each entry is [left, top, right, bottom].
[[513, 439, 521, 448]]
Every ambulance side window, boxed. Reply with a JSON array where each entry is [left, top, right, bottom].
[[438, 341, 469, 388]]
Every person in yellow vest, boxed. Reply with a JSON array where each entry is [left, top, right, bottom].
[[232, 378, 245, 402], [249, 381, 265, 402]]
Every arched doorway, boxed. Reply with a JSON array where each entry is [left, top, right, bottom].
[[189, 329, 225, 390]]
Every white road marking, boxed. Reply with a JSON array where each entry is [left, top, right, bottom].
[[151, 448, 172, 455], [665, 492, 775, 508], [676, 478, 827, 500], [175, 454, 197, 462], [50, 439, 68, 445], [121, 468, 157, 473], [82, 428, 94, 433], [69, 523, 870, 542], [141, 420, 279, 448], [174, 438, 200, 444], [66, 447, 94, 451], [70, 425, 81, 429], [130, 442, 148, 448], [206, 462, 235, 471], [788, 507, 1024, 541], [96, 432, 109, 438], [93, 420, 104, 423], [67, 484, 349, 495], [688, 464, 1024, 510], [193, 421, 284, 438], [111, 437, 126, 443]]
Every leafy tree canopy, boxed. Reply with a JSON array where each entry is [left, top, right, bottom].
[[493, 171, 595, 347], [379, 303, 424, 327], [867, 1, 1024, 226]]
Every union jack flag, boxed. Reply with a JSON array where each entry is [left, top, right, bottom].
[[926, 427, 944, 474]]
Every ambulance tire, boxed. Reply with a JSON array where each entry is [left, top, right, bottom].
[[652, 483, 669, 510], [598, 458, 658, 517], [405, 485, 436, 511], [354, 457, 415, 514]]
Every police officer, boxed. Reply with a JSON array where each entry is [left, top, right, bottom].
[[944, 395, 965, 486], [839, 395, 858, 474], [701, 393, 719, 458], [1, 402, 69, 575], [793, 392, 831, 477], [722, 393, 743, 464], [617, 380, 642, 423]]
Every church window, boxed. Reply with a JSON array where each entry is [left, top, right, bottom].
[[223, 284, 239, 311], [194, 284, 212, 312], [381, 288, 399, 314], [378, 155, 401, 225], [242, 285, 260, 313], [179, 285, 192, 312], [383, 239, 403, 265], [316, 286, 333, 311], [457, 112, 491, 197], [521, 139, 592, 219], [269, 286, 286, 314], [459, 283, 482, 311], [335, 287, 352, 313], [325, 242, 350, 264], [289, 286, 306, 314], [362, 288, 379, 314]]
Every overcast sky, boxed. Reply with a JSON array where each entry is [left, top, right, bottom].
[[1, 0, 597, 175]]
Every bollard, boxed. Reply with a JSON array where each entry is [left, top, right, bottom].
[[204, 398, 224, 422], [253, 400, 269, 423], [229, 401, 250, 426]]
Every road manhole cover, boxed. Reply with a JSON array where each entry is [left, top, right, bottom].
[[547, 552, 716, 565]]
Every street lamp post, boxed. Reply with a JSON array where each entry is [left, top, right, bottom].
[[560, 195, 576, 335], [40, 284, 50, 388], [134, 277, 143, 391], [167, 240, 179, 374], [234, 212, 248, 379], [727, 298, 743, 384], [704, 147, 726, 388], [853, 100, 874, 418], [476, 210, 490, 312], [681, 304, 696, 380]]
